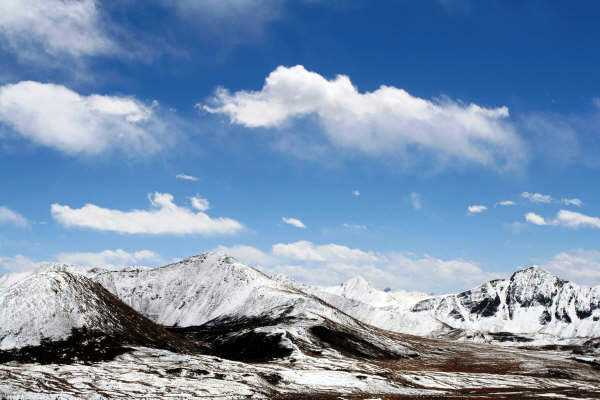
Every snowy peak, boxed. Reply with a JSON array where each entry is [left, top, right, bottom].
[[0, 270, 189, 356]]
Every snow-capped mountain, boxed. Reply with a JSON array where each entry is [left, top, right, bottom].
[[1, 253, 600, 398], [0, 266, 196, 362], [411, 266, 600, 341], [285, 266, 600, 344], [86, 252, 417, 361]]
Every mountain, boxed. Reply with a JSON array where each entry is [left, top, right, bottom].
[[411, 266, 600, 342], [288, 266, 600, 344], [1, 254, 600, 398], [0, 266, 197, 363], [86, 252, 417, 362]]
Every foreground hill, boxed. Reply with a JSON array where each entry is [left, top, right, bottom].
[[0, 267, 197, 363]]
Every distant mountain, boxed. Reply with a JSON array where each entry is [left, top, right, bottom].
[[411, 266, 600, 342], [283, 266, 600, 344]]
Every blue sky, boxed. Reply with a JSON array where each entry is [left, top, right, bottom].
[[1, 0, 600, 292]]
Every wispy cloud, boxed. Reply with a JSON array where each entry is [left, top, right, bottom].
[[282, 217, 306, 229], [521, 192, 552, 203], [468, 205, 487, 214], [497, 200, 516, 206], [55, 249, 163, 266], [0, 206, 28, 228], [561, 198, 583, 207], [51, 192, 243, 235], [410, 192, 422, 210], [176, 173, 199, 181]]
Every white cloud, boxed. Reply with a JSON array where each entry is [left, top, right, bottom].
[[410, 192, 422, 210], [51, 192, 243, 235], [539, 250, 600, 286], [203, 65, 524, 168], [218, 240, 500, 292], [272, 241, 379, 264], [525, 210, 600, 229], [498, 200, 516, 206], [561, 198, 583, 207], [0, 254, 38, 272], [282, 217, 306, 229], [190, 195, 210, 212], [525, 212, 548, 226], [352, 190, 360, 197], [159, 0, 282, 36], [468, 205, 487, 214], [176, 174, 199, 181], [0, 81, 173, 156], [521, 192, 553, 203], [342, 223, 368, 230], [0, 206, 27, 228], [0, 0, 115, 59], [556, 210, 600, 229], [55, 249, 163, 266]]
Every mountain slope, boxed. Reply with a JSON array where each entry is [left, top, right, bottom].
[[277, 267, 600, 344], [412, 266, 600, 341], [87, 252, 418, 362], [0, 267, 197, 363]]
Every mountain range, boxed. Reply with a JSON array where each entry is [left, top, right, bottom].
[[1, 252, 599, 399]]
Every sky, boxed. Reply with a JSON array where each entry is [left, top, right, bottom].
[[1, 0, 600, 293]]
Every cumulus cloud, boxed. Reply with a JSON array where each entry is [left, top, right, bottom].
[[176, 174, 199, 181], [51, 192, 243, 235], [190, 195, 210, 212], [282, 217, 306, 229], [218, 240, 500, 292], [498, 200, 516, 206], [410, 192, 422, 210], [55, 249, 163, 266], [0, 206, 27, 228], [468, 205, 487, 214], [0, 254, 38, 272], [203, 65, 525, 168], [539, 250, 600, 286], [0, 81, 174, 156], [521, 192, 552, 203], [352, 190, 360, 197], [525, 210, 600, 229], [525, 212, 548, 226], [0, 0, 115, 60], [562, 198, 583, 207]]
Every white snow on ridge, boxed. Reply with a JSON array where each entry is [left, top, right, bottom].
[[0, 270, 122, 350]]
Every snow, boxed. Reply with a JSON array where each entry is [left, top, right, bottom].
[[0, 270, 122, 350]]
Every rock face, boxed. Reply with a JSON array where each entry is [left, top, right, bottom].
[[411, 267, 600, 341]]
